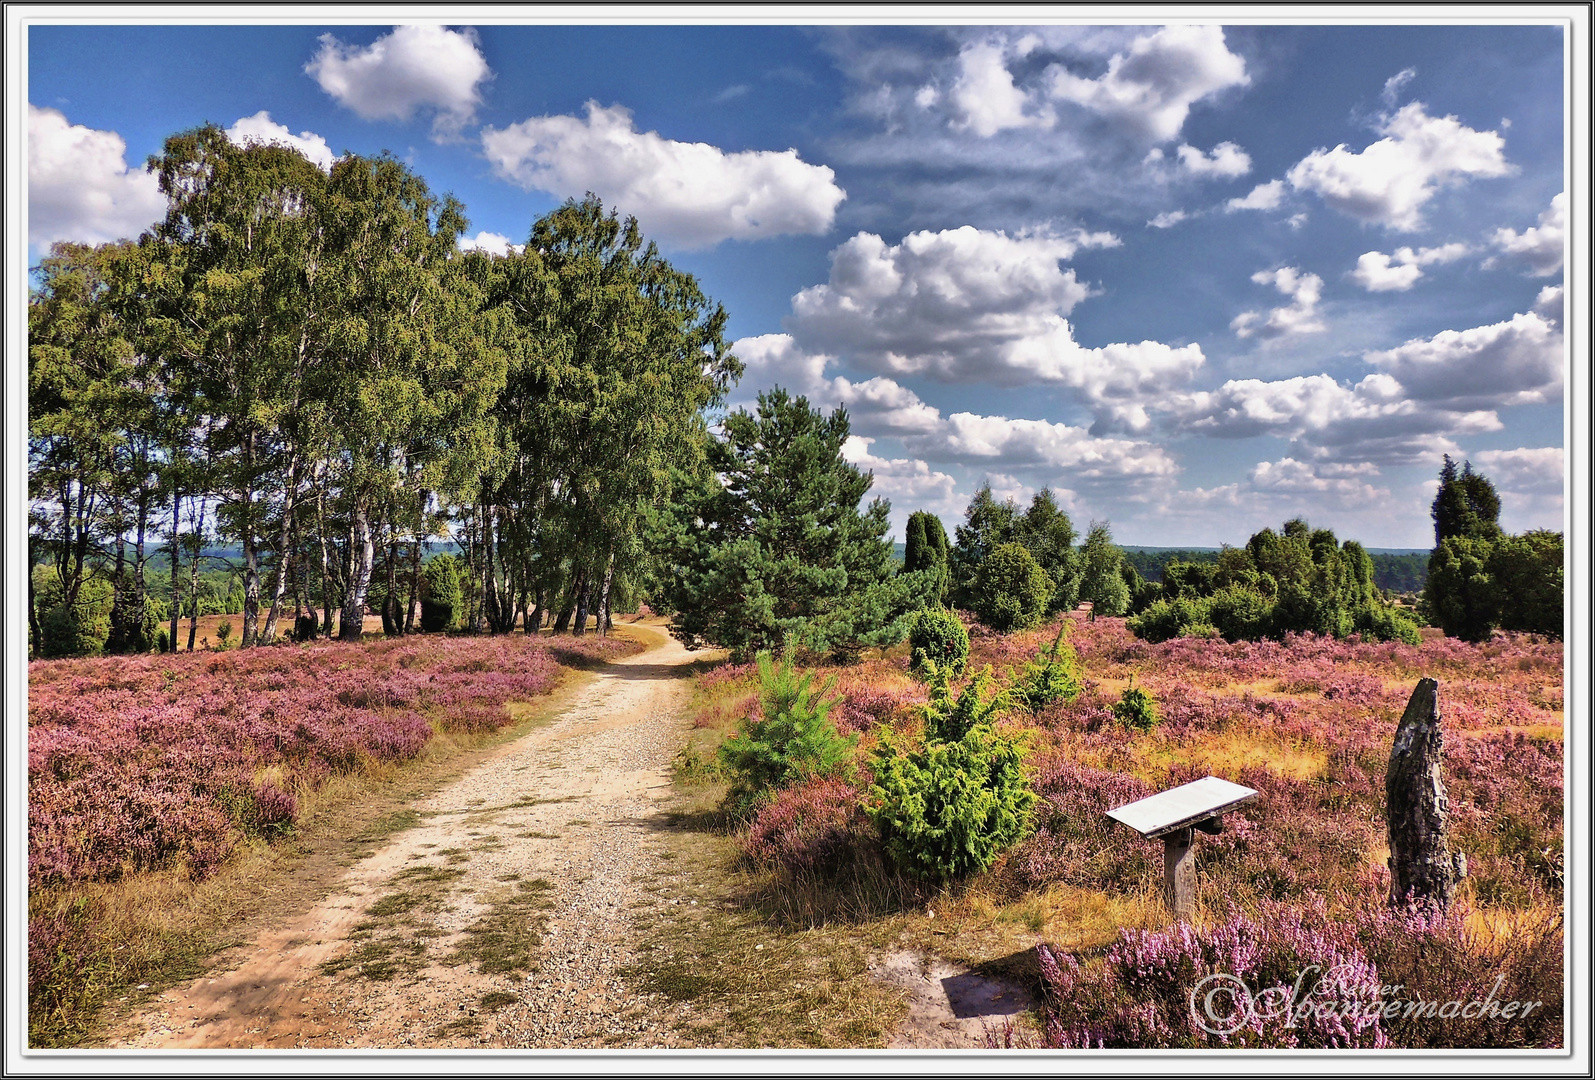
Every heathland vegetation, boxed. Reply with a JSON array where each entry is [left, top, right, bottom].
[[30, 127, 1563, 1049]]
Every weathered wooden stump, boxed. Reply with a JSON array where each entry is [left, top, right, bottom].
[[1107, 776, 1258, 920], [1386, 677, 1466, 909]]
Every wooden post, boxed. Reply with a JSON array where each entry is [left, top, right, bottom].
[[1163, 828, 1196, 919]]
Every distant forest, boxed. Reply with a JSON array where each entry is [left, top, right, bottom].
[[894, 543, 1429, 596]]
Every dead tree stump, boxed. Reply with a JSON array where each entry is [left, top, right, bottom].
[[1385, 677, 1466, 909]]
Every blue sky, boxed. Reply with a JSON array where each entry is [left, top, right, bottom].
[[25, 18, 1570, 547]]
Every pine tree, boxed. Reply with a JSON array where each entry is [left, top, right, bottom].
[[656, 388, 935, 659], [903, 509, 950, 605]]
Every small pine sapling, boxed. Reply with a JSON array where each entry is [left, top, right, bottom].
[[717, 649, 857, 815], [1112, 677, 1160, 733], [1011, 622, 1083, 714]]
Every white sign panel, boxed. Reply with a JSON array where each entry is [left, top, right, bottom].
[[1105, 776, 1258, 838]]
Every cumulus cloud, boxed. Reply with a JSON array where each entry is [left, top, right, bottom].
[[1172, 372, 1492, 464], [1285, 102, 1512, 230], [1226, 178, 1284, 212], [731, 334, 941, 436], [1470, 446, 1564, 495], [306, 25, 492, 141], [482, 102, 845, 249], [841, 436, 961, 522], [1045, 25, 1249, 142], [1350, 242, 1469, 292], [458, 231, 523, 257], [785, 226, 1204, 415], [946, 38, 1053, 137], [1382, 67, 1417, 108], [28, 104, 165, 248], [225, 111, 336, 170], [1175, 141, 1251, 178], [1249, 457, 1389, 505], [1488, 192, 1566, 276], [904, 412, 1179, 488], [1365, 310, 1563, 409], [1231, 267, 1326, 339]]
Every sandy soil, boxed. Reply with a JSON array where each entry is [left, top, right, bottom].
[[104, 623, 1030, 1050]]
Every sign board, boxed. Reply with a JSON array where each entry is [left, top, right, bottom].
[[1106, 776, 1258, 839]]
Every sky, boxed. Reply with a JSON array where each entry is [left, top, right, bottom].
[[23, 15, 1572, 548]]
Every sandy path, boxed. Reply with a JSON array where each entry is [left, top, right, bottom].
[[109, 627, 705, 1050]]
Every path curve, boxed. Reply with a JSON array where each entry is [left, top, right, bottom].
[[109, 627, 706, 1050]]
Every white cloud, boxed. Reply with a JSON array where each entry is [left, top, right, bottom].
[[1175, 141, 1251, 178], [1534, 284, 1563, 327], [1382, 67, 1417, 108], [1226, 178, 1284, 212], [28, 104, 165, 249], [1365, 309, 1563, 408], [841, 436, 961, 522], [1488, 192, 1566, 276], [482, 102, 845, 249], [785, 226, 1203, 414], [305, 25, 492, 141], [1285, 102, 1512, 230], [731, 334, 940, 437], [904, 412, 1179, 487], [1470, 447, 1563, 495], [1249, 457, 1389, 505], [1350, 242, 1469, 292], [458, 230, 522, 257], [1046, 25, 1249, 142], [1231, 267, 1326, 339], [224, 111, 336, 171], [946, 39, 1053, 137], [1148, 209, 1189, 228]]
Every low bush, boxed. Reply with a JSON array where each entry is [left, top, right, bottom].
[[972, 543, 1053, 633], [741, 776, 870, 875], [908, 607, 969, 678], [717, 651, 857, 816], [1113, 680, 1160, 733], [1011, 623, 1083, 715], [866, 667, 1035, 880]]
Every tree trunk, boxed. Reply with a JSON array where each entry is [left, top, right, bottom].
[[340, 498, 374, 642], [261, 453, 300, 645], [1386, 678, 1466, 909], [383, 535, 402, 637], [573, 572, 592, 636], [405, 511, 424, 634], [241, 434, 261, 647], [169, 485, 181, 652], [554, 571, 580, 634], [315, 479, 336, 640], [186, 497, 206, 652], [596, 550, 615, 636]]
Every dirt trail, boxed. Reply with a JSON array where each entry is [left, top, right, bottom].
[[108, 625, 705, 1050]]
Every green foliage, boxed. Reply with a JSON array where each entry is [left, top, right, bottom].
[[36, 576, 113, 658], [1490, 530, 1563, 638], [215, 620, 234, 648], [908, 607, 969, 679], [1432, 455, 1503, 546], [1112, 680, 1160, 733], [1011, 623, 1083, 714], [657, 389, 933, 660], [866, 666, 1034, 880], [903, 510, 951, 605], [1352, 604, 1423, 646], [949, 484, 1019, 608], [1126, 596, 1208, 643], [717, 651, 857, 816], [971, 542, 1053, 633], [421, 555, 464, 633], [1204, 584, 1273, 642], [1015, 489, 1082, 613], [1078, 521, 1130, 617], [1424, 535, 1496, 642], [922, 664, 1011, 742]]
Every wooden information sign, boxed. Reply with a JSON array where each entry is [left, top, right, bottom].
[[1106, 776, 1258, 918]]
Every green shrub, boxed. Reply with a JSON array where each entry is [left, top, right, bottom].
[[972, 542, 1053, 633], [1112, 680, 1160, 733], [717, 651, 857, 816], [1352, 604, 1423, 645], [1011, 623, 1082, 714], [36, 578, 113, 658], [1205, 585, 1272, 642], [215, 619, 233, 648], [421, 555, 463, 633], [908, 607, 969, 678], [1125, 596, 1208, 643], [866, 667, 1035, 880]]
